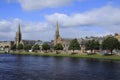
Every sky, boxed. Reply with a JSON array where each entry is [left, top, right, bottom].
[[0, 0, 120, 41]]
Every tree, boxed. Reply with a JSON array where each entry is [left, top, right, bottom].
[[54, 43, 63, 53], [32, 44, 40, 51], [85, 40, 100, 54], [24, 45, 32, 52], [102, 37, 119, 54], [11, 44, 16, 51], [38, 40, 42, 42], [17, 44, 24, 50], [118, 42, 120, 50], [42, 43, 50, 53], [68, 39, 80, 54], [94, 40, 100, 50]]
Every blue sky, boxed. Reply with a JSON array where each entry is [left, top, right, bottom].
[[0, 0, 120, 41]]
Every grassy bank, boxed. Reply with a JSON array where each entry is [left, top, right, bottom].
[[8, 52, 120, 61]]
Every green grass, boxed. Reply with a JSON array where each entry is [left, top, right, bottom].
[[0, 51, 6, 54], [9, 51, 120, 61]]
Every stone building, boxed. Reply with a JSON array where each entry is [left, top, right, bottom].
[[0, 41, 14, 51], [14, 24, 23, 46], [53, 22, 105, 52], [114, 33, 120, 41], [53, 22, 81, 51], [53, 21, 62, 46], [14, 24, 36, 46]]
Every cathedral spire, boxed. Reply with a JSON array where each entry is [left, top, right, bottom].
[[18, 24, 21, 34], [17, 24, 21, 39], [14, 24, 22, 46], [54, 21, 62, 46], [55, 21, 60, 39]]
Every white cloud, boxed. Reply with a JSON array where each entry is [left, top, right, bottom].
[[45, 5, 120, 30], [7, 0, 84, 11], [1, 5, 120, 41], [0, 18, 53, 41], [7, 0, 79, 10], [0, 19, 18, 40], [44, 5, 120, 39], [17, 0, 73, 11], [0, 20, 12, 32]]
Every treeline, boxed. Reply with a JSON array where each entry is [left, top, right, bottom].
[[11, 36, 120, 54], [85, 36, 120, 54], [11, 43, 51, 52]]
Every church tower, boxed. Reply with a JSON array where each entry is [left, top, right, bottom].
[[14, 24, 23, 46], [55, 21, 60, 40], [54, 21, 62, 46]]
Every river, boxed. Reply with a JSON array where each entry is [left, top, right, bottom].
[[0, 54, 120, 80]]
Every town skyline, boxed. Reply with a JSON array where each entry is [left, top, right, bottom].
[[0, 0, 120, 41], [0, 23, 119, 42]]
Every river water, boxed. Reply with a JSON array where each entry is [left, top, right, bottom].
[[0, 54, 120, 80]]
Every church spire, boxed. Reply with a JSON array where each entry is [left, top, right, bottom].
[[14, 24, 22, 46], [17, 24, 21, 39], [18, 24, 21, 34], [55, 21, 60, 39], [54, 21, 62, 46]]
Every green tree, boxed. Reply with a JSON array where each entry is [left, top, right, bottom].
[[118, 42, 120, 50], [17, 44, 24, 50], [38, 40, 42, 42], [42, 43, 50, 53], [24, 45, 32, 52], [32, 44, 40, 51], [94, 40, 100, 50], [11, 44, 16, 51], [85, 40, 100, 54], [102, 37, 119, 54], [68, 38, 80, 54], [54, 43, 63, 54]]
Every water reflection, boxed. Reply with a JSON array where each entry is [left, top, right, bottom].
[[0, 54, 120, 80]]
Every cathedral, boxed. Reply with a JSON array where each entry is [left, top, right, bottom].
[[53, 21, 105, 52], [54, 21, 62, 46], [14, 24, 23, 46], [14, 24, 36, 46], [53, 22, 76, 51]]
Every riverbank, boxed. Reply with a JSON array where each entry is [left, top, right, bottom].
[[6, 52, 120, 61]]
